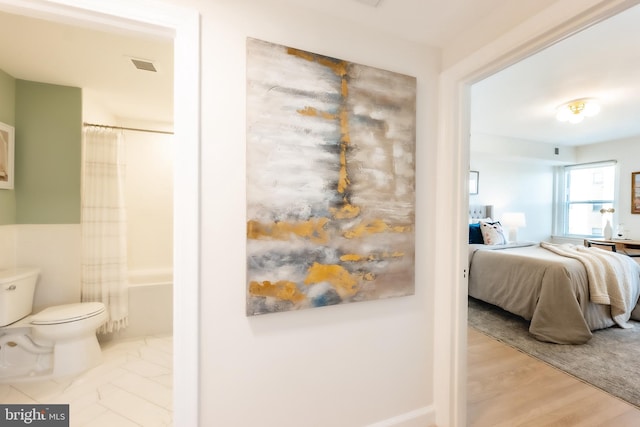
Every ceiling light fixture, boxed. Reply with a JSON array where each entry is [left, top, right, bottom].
[[555, 98, 600, 124]]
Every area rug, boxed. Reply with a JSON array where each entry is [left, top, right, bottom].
[[468, 296, 640, 408]]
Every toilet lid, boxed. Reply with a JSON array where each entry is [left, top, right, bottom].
[[31, 302, 106, 325]]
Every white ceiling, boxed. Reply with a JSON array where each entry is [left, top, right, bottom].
[[471, 4, 640, 147], [1, 0, 638, 148], [284, 0, 553, 48], [0, 10, 173, 124]]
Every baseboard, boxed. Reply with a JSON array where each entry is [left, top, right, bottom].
[[366, 406, 435, 427]]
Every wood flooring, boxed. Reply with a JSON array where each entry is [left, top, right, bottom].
[[467, 327, 640, 427]]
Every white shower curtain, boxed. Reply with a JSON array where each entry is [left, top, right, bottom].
[[81, 126, 128, 333]]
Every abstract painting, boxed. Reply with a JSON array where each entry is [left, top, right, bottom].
[[246, 38, 416, 316]]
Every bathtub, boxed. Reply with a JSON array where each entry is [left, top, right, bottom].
[[100, 268, 173, 341]]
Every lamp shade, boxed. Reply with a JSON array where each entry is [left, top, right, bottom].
[[501, 212, 526, 228]]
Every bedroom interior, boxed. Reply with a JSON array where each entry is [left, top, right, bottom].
[[470, 3, 640, 241], [467, 0, 640, 416]]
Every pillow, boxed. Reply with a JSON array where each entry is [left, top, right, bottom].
[[469, 223, 484, 244], [479, 221, 507, 245], [469, 216, 492, 224]]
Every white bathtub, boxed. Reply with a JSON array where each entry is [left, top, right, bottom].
[[100, 268, 173, 341]]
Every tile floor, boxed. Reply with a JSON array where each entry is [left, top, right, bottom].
[[0, 335, 173, 426]]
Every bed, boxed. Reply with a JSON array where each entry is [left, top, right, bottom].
[[467, 206, 640, 344]]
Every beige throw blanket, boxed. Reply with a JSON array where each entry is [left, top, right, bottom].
[[541, 242, 638, 328]]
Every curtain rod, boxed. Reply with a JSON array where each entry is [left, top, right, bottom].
[[83, 122, 174, 135]]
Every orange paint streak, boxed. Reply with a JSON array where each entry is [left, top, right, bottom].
[[287, 45, 361, 220], [337, 145, 349, 194], [317, 57, 347, 77], [297, 106, 337, 120], [339, 110, 351, 143], [286, 47, 315, 62], [340, 254, 363, 262], [336, 109, 352, 196], [341, 77, 349, 97], [330, 201, 361, 220], [343, 219, 412, 239], [249, 280, 305, 303], [247, 218, 329, 244], [340, 251, 405, 262], [304, 262, 359, 297], [286, 47, 347, 77]]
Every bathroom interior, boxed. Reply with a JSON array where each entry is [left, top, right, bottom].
[[0, 9, 175, 426]]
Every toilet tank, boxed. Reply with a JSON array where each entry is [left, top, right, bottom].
[[0, 267, 40, 327]]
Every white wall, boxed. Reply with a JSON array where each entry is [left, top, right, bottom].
[[469, 134, 572, 243], [470, 152, 554, 242], [0, 223, 81, 313], [16, 224, 82, 312], [185, 0, 439, 425], [577, 135, 640, 240], [0, 224, 17, 269]]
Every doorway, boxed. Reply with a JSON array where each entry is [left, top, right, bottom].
[[0, 0, 199, 424], [435, 1, 640, 426]]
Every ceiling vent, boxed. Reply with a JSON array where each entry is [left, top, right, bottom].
[[130, 58, 157, 72]]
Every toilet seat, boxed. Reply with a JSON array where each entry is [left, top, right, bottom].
[[31, 302, 106, 325]]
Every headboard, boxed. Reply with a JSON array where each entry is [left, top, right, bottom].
[[469, 205, 493, 222]]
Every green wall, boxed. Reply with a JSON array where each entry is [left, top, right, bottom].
[[15, 80, 81, 224], [0, 69, 16, 225]]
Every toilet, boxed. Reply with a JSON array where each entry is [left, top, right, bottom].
[[0, 267, 107, 382]]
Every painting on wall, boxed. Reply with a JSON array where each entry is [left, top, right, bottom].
[[246, 38, 417, 316], [469, 171, 479, 195], [0, 122, 14, 190], [632, 172, 640, 214]]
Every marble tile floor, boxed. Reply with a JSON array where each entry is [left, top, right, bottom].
[[0, 334, 173, 426]]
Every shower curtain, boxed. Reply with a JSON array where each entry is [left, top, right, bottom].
[[81, 126, 128, 333]]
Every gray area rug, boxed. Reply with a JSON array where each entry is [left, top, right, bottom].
[[468, 297, 640, 408]]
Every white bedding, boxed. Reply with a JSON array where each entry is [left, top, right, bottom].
[[468, 242, 640, 344]]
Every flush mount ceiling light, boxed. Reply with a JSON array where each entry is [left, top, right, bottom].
[[555, 98, 600, 124]]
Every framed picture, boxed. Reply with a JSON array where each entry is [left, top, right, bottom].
[[469, 170, 479, 195], [0, 122, 14, 190], [245, 38, 416, 316], [632, 172, 640, 214]]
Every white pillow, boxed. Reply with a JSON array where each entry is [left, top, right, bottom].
[[470, 216, 492, 224], [480, 220, 507, 245]]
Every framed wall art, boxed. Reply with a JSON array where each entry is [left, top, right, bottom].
[[0, 121, 14, 190], [469, 171, 479, 195], [632, 172, 640, 214], [245, 38, 417, 316]]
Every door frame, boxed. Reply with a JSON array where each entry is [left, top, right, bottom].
[[0, 0, 201, 425], [435, 0, 640, 425]]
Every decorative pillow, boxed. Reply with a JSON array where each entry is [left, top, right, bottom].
[[479, 221, 507, 245], [469, 216, 492, 224], [469, 223, 484, 244]]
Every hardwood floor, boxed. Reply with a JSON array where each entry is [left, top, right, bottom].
[[467, 327, 640, 427]]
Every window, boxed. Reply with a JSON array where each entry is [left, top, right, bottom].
[[560, 161, 616, 237]]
